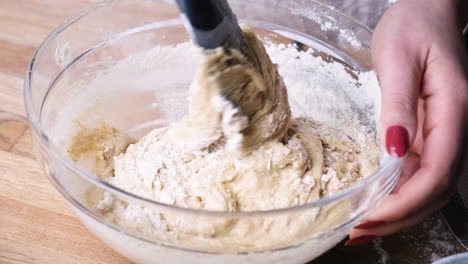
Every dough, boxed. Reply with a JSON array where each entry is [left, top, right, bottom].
[[186, 27, 290, 155], [108, 26, 330, 212], [69, 26, 379, 251], [68, 122, 134, 178]]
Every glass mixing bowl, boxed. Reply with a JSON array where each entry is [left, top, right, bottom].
[[24, 0, 405, 263]]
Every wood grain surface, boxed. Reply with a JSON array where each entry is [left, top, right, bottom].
[[0, 0, 466, 263]]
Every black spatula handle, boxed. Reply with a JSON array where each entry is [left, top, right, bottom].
[[175, 0, 225, 31], [175, 0, 247, 52]]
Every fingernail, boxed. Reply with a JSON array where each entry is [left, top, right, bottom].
[[354, 221, 386, 229], [386, 126, 409, 157], [345, 235, 377, 246]]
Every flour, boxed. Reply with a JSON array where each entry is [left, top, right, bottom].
[[69, 33, 381, 253], [373, 237, 390, 264], [266, 43, 379, 125], [427, 216, 456, 253], [395, 215, 463, 262], [288, 3, 363, 48]]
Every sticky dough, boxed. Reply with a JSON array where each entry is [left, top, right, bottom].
[[110, 27, 328, 212], [69, 26, 379, 251]]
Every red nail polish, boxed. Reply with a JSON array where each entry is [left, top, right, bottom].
[[345, 235, 377, 246], [386, 126, 409, 157], [354, 221, 386, 229]]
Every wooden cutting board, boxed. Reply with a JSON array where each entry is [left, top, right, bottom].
[[0, 0, 465, 263]]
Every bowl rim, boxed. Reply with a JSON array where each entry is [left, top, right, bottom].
[[23, 0, 404, 217], [432, 252, 468, 264]]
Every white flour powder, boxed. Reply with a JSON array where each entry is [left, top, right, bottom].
[[78, 39, 383, 253], [62, 30, 383, 261]]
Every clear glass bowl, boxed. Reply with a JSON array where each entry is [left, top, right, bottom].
[[24, 0, 405, 263]]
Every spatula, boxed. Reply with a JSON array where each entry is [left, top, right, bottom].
[[175, 0, 249, 55]]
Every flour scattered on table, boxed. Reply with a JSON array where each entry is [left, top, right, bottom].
[[396, 214, 464, 262], [373, 237, 390, 264]]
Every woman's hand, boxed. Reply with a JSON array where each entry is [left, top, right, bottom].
[[347, 0, 468, 246]]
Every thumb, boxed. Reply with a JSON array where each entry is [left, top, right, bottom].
[[372, 36, 422, 157]]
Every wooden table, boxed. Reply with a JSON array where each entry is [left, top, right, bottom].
[[0, 1, 466, 263]]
